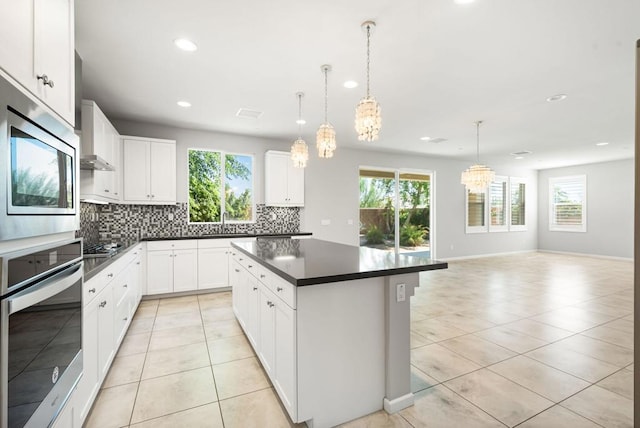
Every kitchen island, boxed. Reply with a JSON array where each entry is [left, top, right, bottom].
[[231, 238, 447, 428]]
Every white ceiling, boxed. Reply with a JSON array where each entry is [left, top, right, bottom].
[[75, 0, 640, 170]]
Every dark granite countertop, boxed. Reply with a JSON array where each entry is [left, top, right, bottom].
[[231, 238, 448, 286], [82, 233, 312, 281]]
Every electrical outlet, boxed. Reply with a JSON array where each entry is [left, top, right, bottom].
[[396, 283, 406, 302], [347, 219, 354, 225], [270, 212, 277, 221], [168, 213, 174, 221]]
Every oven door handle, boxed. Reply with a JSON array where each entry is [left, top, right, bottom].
[[8, 262, 83, 315]]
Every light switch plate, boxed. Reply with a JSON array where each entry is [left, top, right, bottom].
[[396, 283, 406, 302]]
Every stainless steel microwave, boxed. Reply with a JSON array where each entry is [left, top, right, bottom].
[[0, 74, 79, 241]]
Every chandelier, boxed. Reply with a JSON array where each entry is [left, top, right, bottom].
[[317, 65, 336, 158], [461, 121, 495, 192], [355, 21, 381, 142], [291, 92, 309, 168]]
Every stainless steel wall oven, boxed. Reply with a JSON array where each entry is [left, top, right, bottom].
[[0, 74, 79, 241], [0, 239, 83, 428]]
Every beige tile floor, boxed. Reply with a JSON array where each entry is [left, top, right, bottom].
[[85, 252, 634, 427]]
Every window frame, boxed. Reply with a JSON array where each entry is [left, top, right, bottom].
[[187, 148, 256, 224], [465, 188, 488, 234], [465, 176, 528, 234], [509, 177, 527, 232], [548, 175, 587, 233], [488, 175, 509, 232]]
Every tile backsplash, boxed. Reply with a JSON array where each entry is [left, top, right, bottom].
[[77, 202, 301, 244]]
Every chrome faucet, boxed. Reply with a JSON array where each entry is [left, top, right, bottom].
[[222, 211, 228, 233]]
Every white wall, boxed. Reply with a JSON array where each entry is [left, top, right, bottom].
[[111, 119, 539, 259], [303, 146, 538, 259], [537, 159, 634, 259]]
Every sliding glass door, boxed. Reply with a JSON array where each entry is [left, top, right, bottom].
[[359, 168, 433, 257]]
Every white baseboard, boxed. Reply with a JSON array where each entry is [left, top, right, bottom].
[[441, 249, 536, 262], [383, 393, 415, 414], [537, 249, 633, 262]]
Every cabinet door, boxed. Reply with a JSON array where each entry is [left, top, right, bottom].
[[245, 275, 260, 348], [173, 248, 198, 292], [96, 285, 115, 380], [149, 142, 176, 203], [274, 300, 297, 419], [51, 389, 74, 428], [198, 247, 229, 290], [33, 0, 74, 124], [258, 287, 275, 377], [287, 162, 305, 206], [265, 152, 289, 205], [146, 250, 173, 294], [77, 296, 99, 423], [123, 139, 150, 202], [231, 260, 243, 322], [0, 0, 35, 92]]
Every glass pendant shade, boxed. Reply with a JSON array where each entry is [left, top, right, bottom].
[[355, 96, 381, 142], [461, 120, 495, 192], [316, 123, 336, 158], [291, 138, 309, 168], [461, 164, 495, 193]]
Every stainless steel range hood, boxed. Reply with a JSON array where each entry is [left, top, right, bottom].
[[80, 154, 115, 171]]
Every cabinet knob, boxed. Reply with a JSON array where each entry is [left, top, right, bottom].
[[136, 262, 140, 265], [37, 74, 54, 87], [88, 288, 96, 293], [123, 284, 128, 288], [248, 265, 253, 268], [107, 273, 114, 278], [277, 287, 283, 292], [147, 195, 150, 198], [260, 274, 265, 279], [253, 287, 258, 291], [99, 301, 107, 308], [104, 189, 110, 193], [151, 194, 155, 198], [123, 317, 128, 321], [234, 269, 240, 272], [268, 301, 275, 308]]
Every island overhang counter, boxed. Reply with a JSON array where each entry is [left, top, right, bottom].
[[230, 238, 448, 428]]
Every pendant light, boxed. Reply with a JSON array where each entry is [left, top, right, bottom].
[[461, 120, 495, 192], [355, 20, 382, 142], [291, 92, 309, 168], [317, 64, 336, 158]]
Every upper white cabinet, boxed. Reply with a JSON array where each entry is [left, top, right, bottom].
[[265, 150, 304, 206], [80, 100, 121, 202], [122, 136, 176, 204], [0, 0, 75, 125]]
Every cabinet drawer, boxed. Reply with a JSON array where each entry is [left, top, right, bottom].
[[270, 274, 296, 309], [113, 270, 131, 307], [84, 268, 115, 306], [147, 240, 197, 251]]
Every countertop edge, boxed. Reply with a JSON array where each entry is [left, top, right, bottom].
[[142, 232, 312, 242], [83, 241, 141, 281], [231, 241, 448, 287]]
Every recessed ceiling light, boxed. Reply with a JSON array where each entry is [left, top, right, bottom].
[[420, 136, 433, 141], [296, 119, 306, 125], [514, 156, 524, 160], [420, 137, 447, 143], [343, 80, 358, 89], [595, 141, 610, 146], [454, 0, 475, 4], [546, 93, 567, 102], [174, 38, 198, 52], [177, 101, 191, 108]]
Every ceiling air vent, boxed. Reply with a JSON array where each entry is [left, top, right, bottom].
[[510, 151, 532, 156], [236, 108, 263, 119], [422, 137, 448, 143]]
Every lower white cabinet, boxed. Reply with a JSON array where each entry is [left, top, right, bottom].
[[146, 240, 198, 294], [231, 253, 297, 421], [76, 244, 143, 426], [52, 385, 76, 428]]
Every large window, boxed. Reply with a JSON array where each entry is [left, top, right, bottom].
[[465, 176, 527, 233], [549, 175, 586, 232], [188, 149, 254, 223]]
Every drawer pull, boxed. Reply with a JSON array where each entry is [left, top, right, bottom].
[[123, 317, 128, 321], [277, 287, 283, 292], [248, 265, 253, 268], [268, 302, 275, 308], [123, 284, 128, 288], [234, 269, 240, 272], [136, 262, 140, 265], [260, 274, 266, 279], [253, 287, 258, 291], [37, 74, 54, 87], [88, 288, 96, 294], [107, 273, 114, 278], [99, 301, 107, 308]]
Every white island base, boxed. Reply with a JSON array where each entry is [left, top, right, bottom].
[[296, 273, 418, 428]]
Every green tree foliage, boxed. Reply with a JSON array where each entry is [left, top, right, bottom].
[[188, 150, 252, 223]]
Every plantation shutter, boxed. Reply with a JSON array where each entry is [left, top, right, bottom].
[[549, 175, 586, 232]]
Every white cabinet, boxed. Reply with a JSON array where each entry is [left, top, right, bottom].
[[80, 100, 121, 203], [197, 239, 234, 290], [52, 386, 76, 428], [232, 252, 298, 421], [76, 245, 142, 425], [146, 240, 198, 294], [122, 136, 176, 204], [0, 0, 75, 125], [265, 150, 304, 206]]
